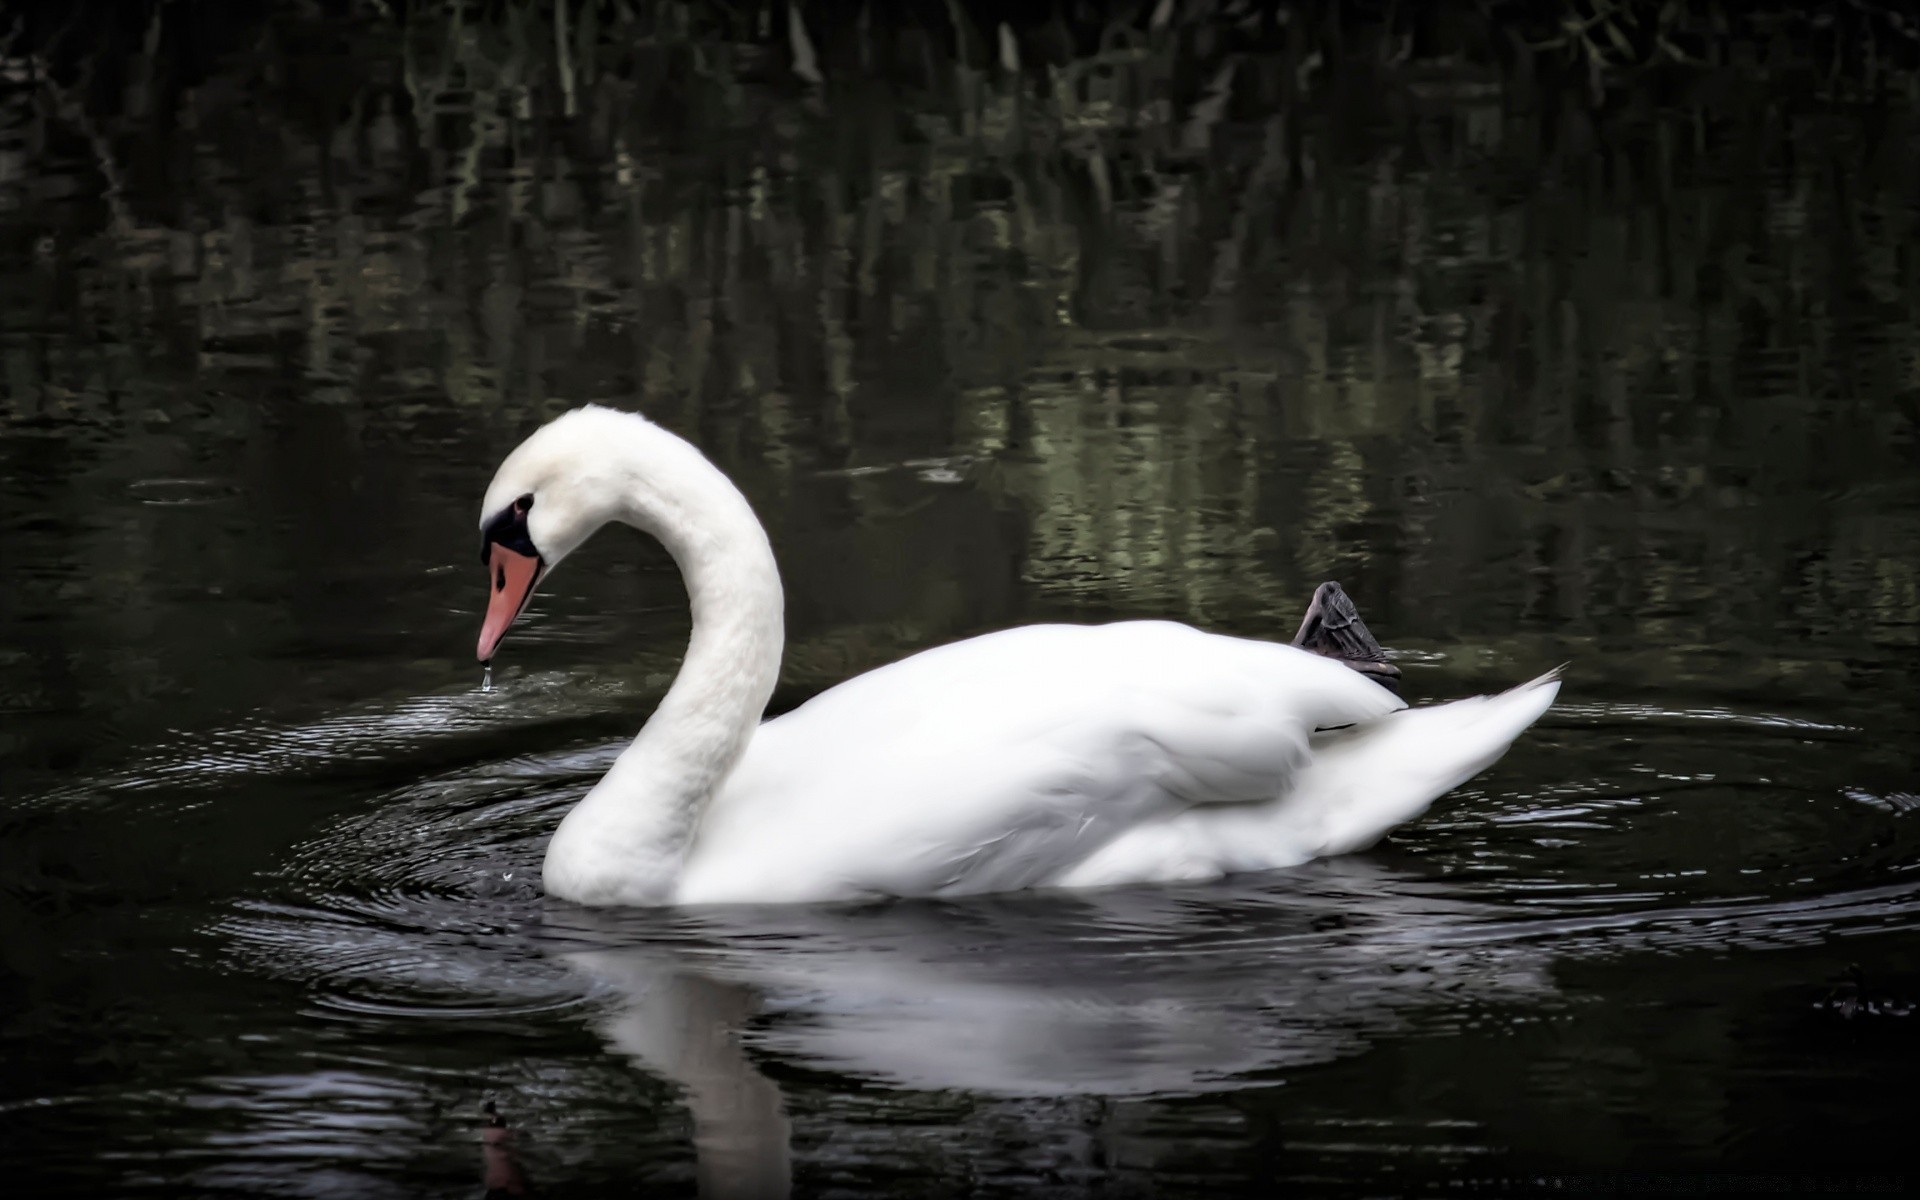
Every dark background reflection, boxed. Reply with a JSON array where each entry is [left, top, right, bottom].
[[1, 2, 1916, 1195]]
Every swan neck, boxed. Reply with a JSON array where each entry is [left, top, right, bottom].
[[544, 428, 783, 906], [655, 511, 785, 763]]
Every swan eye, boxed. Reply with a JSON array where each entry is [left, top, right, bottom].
[[480, 494, 541, 566]]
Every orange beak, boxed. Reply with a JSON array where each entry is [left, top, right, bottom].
[[478, 543, 543, 663]]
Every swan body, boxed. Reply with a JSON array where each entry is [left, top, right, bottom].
[[475, 405, 1560, 908]]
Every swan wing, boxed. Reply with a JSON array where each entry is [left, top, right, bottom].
[[1054, 669, 1562, 888], [674, 621, 1404, 904]]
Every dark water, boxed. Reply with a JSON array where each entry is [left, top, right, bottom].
[[3, 6, 1919, 1196]]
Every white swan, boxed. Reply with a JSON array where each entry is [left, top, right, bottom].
[[475, 405, 1560, 907]]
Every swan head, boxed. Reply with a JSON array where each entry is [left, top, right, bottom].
[[475, 406, 636, 663]]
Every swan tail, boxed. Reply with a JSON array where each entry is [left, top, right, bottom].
[[1289, 668, 1562, 858]]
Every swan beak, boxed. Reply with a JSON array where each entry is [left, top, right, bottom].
[[478, 544, 543, 663]]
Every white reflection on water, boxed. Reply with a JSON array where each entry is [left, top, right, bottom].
[[216, 850, 1562, 1195], [525, 861, 1557, 1194], [548, 864, 1552, 1096]]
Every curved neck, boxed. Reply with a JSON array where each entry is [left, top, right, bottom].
[[544, 427, 784, 906]]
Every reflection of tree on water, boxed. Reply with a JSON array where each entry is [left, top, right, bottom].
[[8, 0, 1917, 745], [548, 860, 1556, 1196], [978, 372, 1387, 628]]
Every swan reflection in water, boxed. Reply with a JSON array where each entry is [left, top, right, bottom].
[[539, 858, 1556, 1197]]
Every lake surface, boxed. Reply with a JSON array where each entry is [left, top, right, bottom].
[[2, 6, 1917, 1196]]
